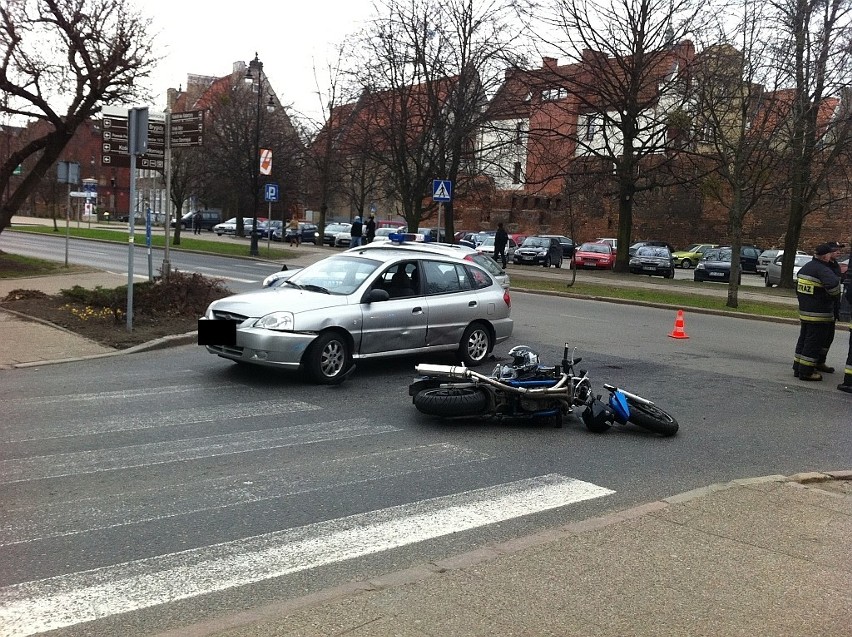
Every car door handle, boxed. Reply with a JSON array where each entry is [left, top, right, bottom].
[[468, 300, 477, 307], [412, 307, 423, 314]]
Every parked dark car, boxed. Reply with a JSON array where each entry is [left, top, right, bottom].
[[171, 210, 221, 232], [694, 247, 741, 284], [512, 236, 564, 268], [272, 222, 318, 244], [629, 246, 675, 278], [739, 245, 762, 273], [628, 240, 674, 257], [539, 234, 575, 258]]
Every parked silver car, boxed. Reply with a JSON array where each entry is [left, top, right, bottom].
[[764, 253, 810, 287], [350, 237, 511, 289], [200, 247, 514, 383]]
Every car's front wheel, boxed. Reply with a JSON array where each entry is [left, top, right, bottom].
[[305, 331, 351, 384], [543, 256, 551, 268], [680, 258, 692, 269], [457, 322, 492, 366]]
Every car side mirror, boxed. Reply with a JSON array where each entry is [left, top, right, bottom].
[[364, 289, 390, 303]]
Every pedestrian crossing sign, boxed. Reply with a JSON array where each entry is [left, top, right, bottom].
[[433, 179, 452, 202]]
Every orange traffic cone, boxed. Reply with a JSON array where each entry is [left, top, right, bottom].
[[668, 309, 689, 339]]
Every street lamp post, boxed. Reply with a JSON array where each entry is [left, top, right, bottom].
[[245, 53, 274, 257]]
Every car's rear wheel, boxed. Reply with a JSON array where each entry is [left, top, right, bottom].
[[457, 322, 492, 366], [305, 331, 351, 384]]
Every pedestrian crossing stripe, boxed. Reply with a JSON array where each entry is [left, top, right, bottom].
[[0, 474, 614, 635]]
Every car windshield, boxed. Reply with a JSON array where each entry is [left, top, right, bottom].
[[704, 249, 732, 261], [579, 243, 610, 253], [637, 246, 669, 257], [326, 224, 350, 233], [521, 238, 549, 248], [289, 256, 381, 296], [793, 255, 811, 267]]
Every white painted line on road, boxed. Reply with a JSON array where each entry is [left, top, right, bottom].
[[1, 444, 489, 546], [1, 399, 322, 443], [0, 418, 398, 483], [0, 474, 614, 636]]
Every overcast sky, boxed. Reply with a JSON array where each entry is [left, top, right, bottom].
[[134, 1, 378, 123]]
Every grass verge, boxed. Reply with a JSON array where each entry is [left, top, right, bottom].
[[11, 224, 294, 260], [511, 276, 801, 320]]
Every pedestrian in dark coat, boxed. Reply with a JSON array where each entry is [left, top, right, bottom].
[[793, 243, 843, 381], [350, 216, 364, 248], [365, 213, 377, 244], [493, 222, 509, 268]]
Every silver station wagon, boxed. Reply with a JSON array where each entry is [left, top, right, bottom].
[[199, 247, 514, 384]]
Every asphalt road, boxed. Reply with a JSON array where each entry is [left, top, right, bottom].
[[0, 287, 849, 636]]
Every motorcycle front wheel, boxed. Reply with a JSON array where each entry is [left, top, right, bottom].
[[625, 398, 679, 436], [413, 387, 488, 417]]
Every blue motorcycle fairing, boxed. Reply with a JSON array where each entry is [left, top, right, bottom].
[[609, 390, 630, 423]]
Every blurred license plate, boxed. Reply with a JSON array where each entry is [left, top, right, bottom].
[[522, 256, 533, 261], [710, 272, 724, 277], [642, 266, 656, 270], [198, 320, 237, 346]]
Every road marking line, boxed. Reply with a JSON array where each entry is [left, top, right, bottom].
[[0, 419, 398, 483], [1, 444, 489, 546], [0, 400, 322, 443], [0, 474, 613, 636]]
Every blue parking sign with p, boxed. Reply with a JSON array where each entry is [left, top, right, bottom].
[[433, 180, 452, 202], [264, 183, 280, 202]]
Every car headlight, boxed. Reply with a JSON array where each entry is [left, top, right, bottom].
[[629, 258, 640, 265], [696, 263, 705, 270], [254, 311, 295, 331]]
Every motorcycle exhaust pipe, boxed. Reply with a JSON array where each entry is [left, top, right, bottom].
[[415, 364, 474, 379]]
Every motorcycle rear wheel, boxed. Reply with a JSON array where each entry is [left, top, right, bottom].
[[625, 398, 679, 436], [413, 387, 488, 417]]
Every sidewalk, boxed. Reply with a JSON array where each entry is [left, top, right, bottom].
[[158, 471, 851, 637]]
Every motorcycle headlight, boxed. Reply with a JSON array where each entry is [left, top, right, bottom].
[[255, 311, 295, 331]]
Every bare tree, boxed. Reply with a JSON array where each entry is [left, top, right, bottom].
[[769, 0, 852, 285], [349, 0, 523, 233], [692, 1, 789, 307], [0, 0, 156, 234], [200, 74, 303, 237], [516, 0, 711, 271]]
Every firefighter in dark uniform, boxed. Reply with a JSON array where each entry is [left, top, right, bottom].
[[838, 269, 852, 394], [793, 243, 842, 381]]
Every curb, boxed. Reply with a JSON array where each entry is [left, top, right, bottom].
[[151, 471, 851, 637], [10, 330, 197, 369]]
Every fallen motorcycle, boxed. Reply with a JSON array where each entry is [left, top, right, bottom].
[[408, 344, 679, 436]]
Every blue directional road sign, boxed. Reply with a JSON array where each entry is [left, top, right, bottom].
[[264, 183, 280, 202], [433, 179, 452, 202]]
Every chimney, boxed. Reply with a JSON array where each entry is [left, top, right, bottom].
[[542, 57, 558, 70]]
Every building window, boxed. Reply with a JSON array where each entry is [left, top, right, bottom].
[[542, 87, 567, 101], [585, 115, 600, 141], [512, 162, 522, 184], [515, 122, 524, 145]]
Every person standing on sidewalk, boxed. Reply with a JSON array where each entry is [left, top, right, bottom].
[[793, 243, 842, 381], [193, 211, 202, 234], [287, 217, 301, 247], [493, 222, 509, 268], [350, 216, 363, 248]]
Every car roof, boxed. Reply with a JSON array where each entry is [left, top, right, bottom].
[[352, 240, 477, 258]]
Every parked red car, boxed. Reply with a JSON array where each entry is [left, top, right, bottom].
[[574, 241, 616, 269]]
